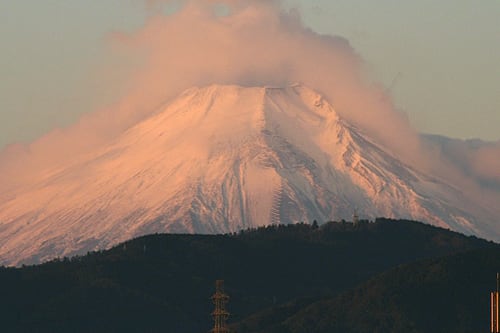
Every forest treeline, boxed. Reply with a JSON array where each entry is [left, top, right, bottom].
[[0, 218, 497, 332]]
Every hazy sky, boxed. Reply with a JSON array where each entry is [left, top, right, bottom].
[[0, 1, 499, 150]]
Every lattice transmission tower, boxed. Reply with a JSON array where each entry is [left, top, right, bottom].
[[211, 280, 230, 333]]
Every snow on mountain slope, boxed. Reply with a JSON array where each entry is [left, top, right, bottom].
[[0, 84, 498, 265]]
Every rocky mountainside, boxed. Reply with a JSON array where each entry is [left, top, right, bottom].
[[0, 84, 498, 265]]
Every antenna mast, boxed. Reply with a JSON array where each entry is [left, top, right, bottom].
[[211, 280, 230, 333]]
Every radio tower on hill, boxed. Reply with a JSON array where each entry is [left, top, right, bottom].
[[211, 280, 230, 333]]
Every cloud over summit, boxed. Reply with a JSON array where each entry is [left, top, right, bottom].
[[112, 0, 419, 156], [0, 0, 498, 203]]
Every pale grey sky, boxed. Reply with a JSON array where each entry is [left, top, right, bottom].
[[0, 1, 499, 149]]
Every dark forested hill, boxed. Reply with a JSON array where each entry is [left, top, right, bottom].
[[0, 218, 497, 332], [234, 247, 500, 333]]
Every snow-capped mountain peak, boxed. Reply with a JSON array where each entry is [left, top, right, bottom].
[[0, 84, 498, 265]]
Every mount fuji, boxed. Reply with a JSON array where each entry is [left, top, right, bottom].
[[0, 84, 498, 265]]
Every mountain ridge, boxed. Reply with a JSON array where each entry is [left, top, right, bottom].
[[0, 84, 498, 265], [0, 218, 497, 332]]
